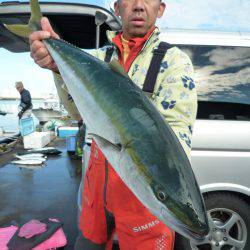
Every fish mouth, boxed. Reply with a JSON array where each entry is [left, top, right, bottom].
[[173, 219, 209, 242], [186, 227, 210, 242], [160, 207, 209, 241]]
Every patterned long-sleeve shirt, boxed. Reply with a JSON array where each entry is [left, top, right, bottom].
[[88, 28, 197, 157]]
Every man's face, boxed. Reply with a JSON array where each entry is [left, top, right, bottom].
[[114, 0, 166, 39], [16, 85, 23, 93]]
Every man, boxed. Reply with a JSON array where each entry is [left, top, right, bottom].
[[75, 119, 86, 158], [15, 81, 33, 119], [29, 0, 197, 249]]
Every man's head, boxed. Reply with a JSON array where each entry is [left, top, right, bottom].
[[15, 81, 24, 93], [114, 0, 166, 39]]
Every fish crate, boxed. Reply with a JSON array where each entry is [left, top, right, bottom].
[[19, 117, 35, 136], [57, 126, 79, 138], [23, 131, 54, 149]]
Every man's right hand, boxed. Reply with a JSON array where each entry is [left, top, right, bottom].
[[29, 17, 60, 73], [18, 110, 23, 120]]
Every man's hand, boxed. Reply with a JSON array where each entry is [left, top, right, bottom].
[[18, 110, 23, 120], [29, 17, 60, 73]]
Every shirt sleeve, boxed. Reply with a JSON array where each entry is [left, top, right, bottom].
[[152, 48, 197, 158]]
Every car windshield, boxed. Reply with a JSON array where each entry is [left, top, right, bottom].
[[179, 45, 250, 105]]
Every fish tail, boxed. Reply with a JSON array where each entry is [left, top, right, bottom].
[[29, 0, 43, 32], [4, 0, 42, 38], [3, 24, 31, 38]]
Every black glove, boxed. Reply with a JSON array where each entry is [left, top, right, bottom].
[[18, 110, 24, 119]]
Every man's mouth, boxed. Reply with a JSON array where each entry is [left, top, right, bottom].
[[131, 17, 146, 27]]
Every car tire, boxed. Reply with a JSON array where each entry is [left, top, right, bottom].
[[174, 192, 250, 250]]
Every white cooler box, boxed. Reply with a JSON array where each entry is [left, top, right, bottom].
[[23, 131, 56, 149]]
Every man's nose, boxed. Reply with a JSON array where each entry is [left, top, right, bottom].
[[132, 0, 146, 12]]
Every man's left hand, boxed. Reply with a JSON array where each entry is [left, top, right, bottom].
[[18, 111, 23, 119]]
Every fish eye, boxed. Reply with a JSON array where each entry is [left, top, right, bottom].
[[157, 191, 167, 202]]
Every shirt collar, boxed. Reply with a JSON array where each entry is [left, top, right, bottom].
[[107, 27, 161, 52]]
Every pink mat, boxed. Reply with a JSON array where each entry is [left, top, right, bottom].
[[0, 219, 67, 250], [32, 227, 67, 250], [0, 225, 18, 250]]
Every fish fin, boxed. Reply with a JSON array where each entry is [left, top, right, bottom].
[[109, 59, 129, 78], [4, 0, 43, 38], [88, 133, 122, 151], [4, 24, 31, 38]]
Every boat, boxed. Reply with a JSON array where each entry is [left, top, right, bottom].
[[32, 95, 67, 124], [0, 110, 7, 116], [0, 130, 20, 155], [0, 128, 20, 143]]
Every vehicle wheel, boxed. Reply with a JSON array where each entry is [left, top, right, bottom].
[[174, 192, 250, 250]]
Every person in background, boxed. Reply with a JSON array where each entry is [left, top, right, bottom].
[[75, 119, 87, 158], [15, 81, 33, 120]]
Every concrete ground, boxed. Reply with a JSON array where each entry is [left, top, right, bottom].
[[0, 138, 82, 249]]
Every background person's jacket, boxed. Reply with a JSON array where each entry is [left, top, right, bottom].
[[19, 88, 33, 113]]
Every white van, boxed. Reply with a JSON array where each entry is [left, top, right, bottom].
[[162, 29, 250, 250]]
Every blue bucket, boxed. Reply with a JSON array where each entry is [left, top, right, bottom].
[[19, 117, 34, 136], [66, 136, 76, 152]]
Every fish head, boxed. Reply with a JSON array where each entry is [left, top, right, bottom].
[[149, 178, 210, 241], [121, 125, 210, 242]]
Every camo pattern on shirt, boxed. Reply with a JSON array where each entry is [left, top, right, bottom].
[[88, 28, 197, 157]]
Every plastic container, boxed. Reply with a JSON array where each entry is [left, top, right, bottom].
[[23, 131, 54, 149], [57, 127, 79, 138], [19, 117, 34, 136], [66, 136, 76, 153]]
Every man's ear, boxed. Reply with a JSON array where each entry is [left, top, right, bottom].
[[114, 1, 120, 17], [158, 2, 166, 18]]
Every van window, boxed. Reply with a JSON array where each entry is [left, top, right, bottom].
[[177, 45, 250, 121]]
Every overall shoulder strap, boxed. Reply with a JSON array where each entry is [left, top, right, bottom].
[[104, 46, 115, 63], [142, 42, 173, 95]]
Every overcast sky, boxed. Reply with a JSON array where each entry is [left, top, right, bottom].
[[157, 0, 250, 32], [0, 0, 249, 98]]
